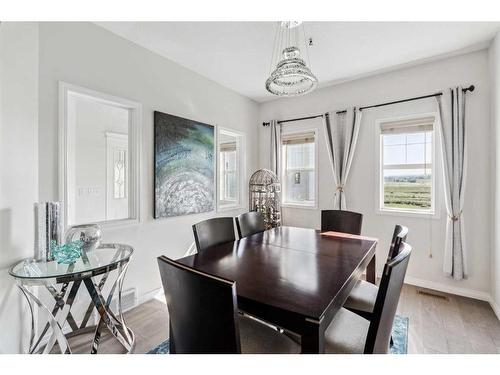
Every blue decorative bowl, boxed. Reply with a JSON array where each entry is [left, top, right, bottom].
[[50, 240, 82, 264]]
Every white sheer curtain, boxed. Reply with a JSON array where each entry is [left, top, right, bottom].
[[436, 87, 467, 280], [269, 120, 282, 176], [323, 108, 362, 210]]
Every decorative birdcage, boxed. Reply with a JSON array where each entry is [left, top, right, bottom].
[[249, 169, 281, 229]]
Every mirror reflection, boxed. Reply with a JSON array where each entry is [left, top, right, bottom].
[[219, 129, 244, 209], [66, 94, 130, 225]]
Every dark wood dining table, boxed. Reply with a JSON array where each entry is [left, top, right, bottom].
[[176, 226, 378, 353]]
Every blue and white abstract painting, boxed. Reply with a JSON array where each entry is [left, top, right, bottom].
[[154, 111, 215, 218]]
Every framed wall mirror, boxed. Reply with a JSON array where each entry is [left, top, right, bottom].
[[217, 127, 246, 211], [59, 82, 141, 228]]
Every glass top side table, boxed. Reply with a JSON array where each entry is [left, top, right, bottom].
[[9, 243, 135, 354]]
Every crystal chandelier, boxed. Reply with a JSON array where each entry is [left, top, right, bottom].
[[265, 21, 318, 97]]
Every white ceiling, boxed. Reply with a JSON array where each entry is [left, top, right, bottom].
[[97, 22, 500, 102]]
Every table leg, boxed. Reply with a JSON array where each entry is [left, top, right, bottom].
[[18, 285, 71, 354], [18, 286, 35, 352], [19, 282, 80, 354], [84, 262, 135, 354], [366, 253, 376, 284], [300, 318, 325, 354], [41, 281, 81, 353], [80, 252, 120, 329], [33, 283, 69, 350]]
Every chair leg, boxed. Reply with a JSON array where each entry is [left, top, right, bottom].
[[390, 335, 394, 347]]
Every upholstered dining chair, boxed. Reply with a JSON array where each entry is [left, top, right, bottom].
[[157, 256, 300, 354], [324, 239, 412, 353], [321, 210, 363, 235], [343, 225, 408, 320], [192, 217, 235, 252], [235, 211, 266, 239]]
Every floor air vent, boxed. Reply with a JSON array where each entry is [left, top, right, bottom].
[[416, 289, 449, 301], [109, 288, 138, 314]]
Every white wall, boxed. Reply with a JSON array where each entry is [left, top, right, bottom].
[[37, 22, 260, 313], [259, 50, 492, 299], [0, 22, 39, 353], [490, 32, 500, 318]]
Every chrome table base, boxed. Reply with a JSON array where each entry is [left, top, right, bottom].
[[17, 262, 135, 354]]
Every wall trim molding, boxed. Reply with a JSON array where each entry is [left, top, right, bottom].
[[374, 271, 491, 302], [402, 275, 491, 301], [137, 287, 164, 306], [401, 275, 499, 321], [489, 297, 500, 321], [380, 273, 500, 321]]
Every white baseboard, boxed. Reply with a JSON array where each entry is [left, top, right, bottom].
[[137, 287, 164, 306], [402, 275, 491, 302], [397, 275, 500, 321], [489, 297, 500, 321]]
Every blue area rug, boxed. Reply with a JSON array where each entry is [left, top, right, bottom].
[[390, 315, 409, 354], [148, 338, 170, 354], [147, 315, 409, 354]]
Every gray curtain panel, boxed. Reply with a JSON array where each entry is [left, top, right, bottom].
[[323, 108, 362, 210], [436, 87, 467, 280], [269, 120, 282, 176]]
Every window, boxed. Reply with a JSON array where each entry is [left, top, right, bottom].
[[113, 149, 127, 199], [281, 130, 317, 207], [379, 116, 435, 214], [218, 128, 245, 210]]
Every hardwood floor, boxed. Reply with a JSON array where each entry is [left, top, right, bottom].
[[69, 284, 500, 354], [67, 299, 170, 354], [398, 285, 500, 354]]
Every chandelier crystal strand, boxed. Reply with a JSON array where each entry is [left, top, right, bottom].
[[265, 21, 318, 97], [269, 22, 280, 77]]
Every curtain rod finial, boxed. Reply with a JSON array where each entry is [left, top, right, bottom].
[[463, 85, 475, 93]]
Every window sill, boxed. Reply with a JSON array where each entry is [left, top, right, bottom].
[[217, 203, 244, 212], [69, 217, 140, 231], [282, 202, 317, 210], [376, 208, 440, 220]]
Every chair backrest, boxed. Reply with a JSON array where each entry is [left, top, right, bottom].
[[387, 225, 408, 260], [321, 210, 363, 235], [157, 256, 241, 353], [364, 241, 412, 354], [235, 211, 266, 239], [192, 217, 236, 252]]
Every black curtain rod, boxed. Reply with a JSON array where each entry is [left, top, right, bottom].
[[262, 85, 475, 127]]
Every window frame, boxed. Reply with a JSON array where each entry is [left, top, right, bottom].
[[281, 128, 319, 209], [375, 113, 441, 219], [217, 127, 246, 212], [58, 81, 142, 230]]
